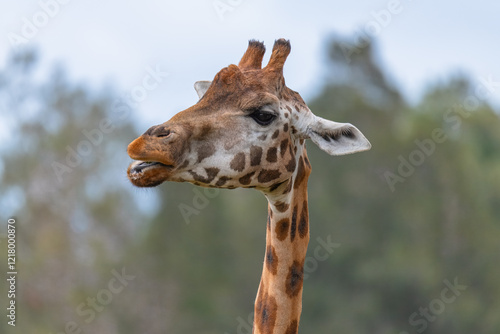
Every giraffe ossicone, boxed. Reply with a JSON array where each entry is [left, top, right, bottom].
[[127, 38, 371, 334]]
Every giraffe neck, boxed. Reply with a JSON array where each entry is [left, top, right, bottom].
[[253, 150, 311, 334]]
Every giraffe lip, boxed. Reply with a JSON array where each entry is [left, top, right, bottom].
[[129, 160, 173, 174]]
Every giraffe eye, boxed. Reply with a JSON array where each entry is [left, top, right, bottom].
[[250, 110, 277, 126]]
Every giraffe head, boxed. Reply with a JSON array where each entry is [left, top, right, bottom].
[[127, 39, 371, 190]]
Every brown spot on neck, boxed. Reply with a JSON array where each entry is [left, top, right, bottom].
[[255, 289, 278, 334], [290, 205, 298, 242], [275, 218, 290, 241], [265, 245, 278, 275], [285, 260, 304, 298], [285, 320, 299, 334], [275, 201, 289, 212], [293, 156, 306, 189], [298, 200, 308, 238]]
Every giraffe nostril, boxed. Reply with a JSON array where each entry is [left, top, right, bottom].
[[144, 125, 173, 138], [156, 129, 171, 138]]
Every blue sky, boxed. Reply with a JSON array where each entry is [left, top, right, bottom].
[[1, 0, 499, 128]]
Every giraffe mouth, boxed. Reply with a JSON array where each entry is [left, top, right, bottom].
[[127, 160, 174, 187], [130, 161, 169, 172]]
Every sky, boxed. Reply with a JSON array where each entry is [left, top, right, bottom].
[[1, 0, 499, 128]]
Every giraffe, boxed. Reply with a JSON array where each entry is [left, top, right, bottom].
[[127, 39, 371, 334]]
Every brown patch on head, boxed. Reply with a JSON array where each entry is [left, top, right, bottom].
[[258, 169, 281, 183], [265, 245, 278, 275], [285, 260, 304, 298], [280, 139, 289, 158], [285, 320, 299, 334], [272, 129, 280, 139], [199, 124, 212, 138], [250, 146, 263, 166], [266, 147, 278, 163], [255, 290, 278, 334], [189, 167, 220, 184], [290, 205, 298, 242], [215, 176, 231, 187], [283, 123, 289, 132], [286, 105, 292, 113], [285, 156, 296, 173], [197, 142, 216, 163], [275, 218, 290, 241], [239, 171, 256, 185], [298, 200, 308, 238], [230, 152, 246, 172], [293, 156, 306, 189]]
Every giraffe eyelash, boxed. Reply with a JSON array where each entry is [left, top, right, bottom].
[[249, 110, 277, 126]]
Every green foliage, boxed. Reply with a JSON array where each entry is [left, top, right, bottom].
[[1, 36, 499, 334]]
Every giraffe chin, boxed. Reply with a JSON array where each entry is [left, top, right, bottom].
[[127, 161, 173, 187]]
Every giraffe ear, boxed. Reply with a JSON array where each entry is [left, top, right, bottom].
[[194, 81, 212, 99], [306, 116, 371, 156]]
